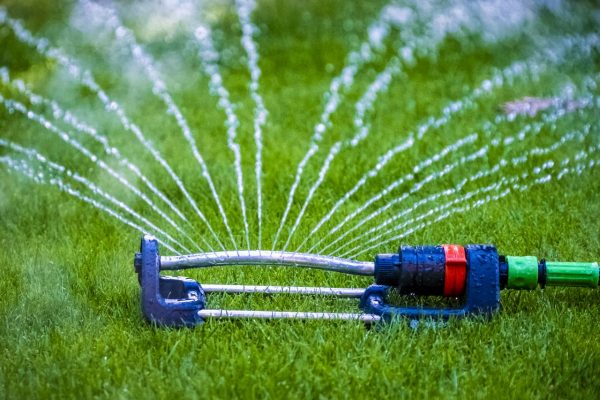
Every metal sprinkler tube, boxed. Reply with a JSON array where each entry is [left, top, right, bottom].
[[160, 251, 374, 275], [134, 235, 599, 327]]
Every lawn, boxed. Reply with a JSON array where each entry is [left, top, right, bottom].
[[1, 0, 599, 398]]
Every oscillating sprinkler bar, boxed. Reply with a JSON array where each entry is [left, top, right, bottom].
[[133, 235, 599, 327], [160, 251, 374, 275]]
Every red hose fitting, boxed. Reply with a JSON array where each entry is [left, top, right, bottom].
[[443, 244, 467, 297]]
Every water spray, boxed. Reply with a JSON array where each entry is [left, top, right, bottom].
[[134, 235, 599, 327]]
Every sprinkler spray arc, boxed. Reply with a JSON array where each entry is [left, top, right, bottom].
[[134, 235, 599, 327]]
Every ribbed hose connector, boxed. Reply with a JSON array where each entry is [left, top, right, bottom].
[[374, 253, 401, 286]]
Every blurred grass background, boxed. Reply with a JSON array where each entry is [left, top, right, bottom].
[[0, 0, 599, 398]]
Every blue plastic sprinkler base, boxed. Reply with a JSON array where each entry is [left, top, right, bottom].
[[134, 235, 206, 327], [360, 245, 501, 321]]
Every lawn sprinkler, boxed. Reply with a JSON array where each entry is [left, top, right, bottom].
[[134, 235, 599, 327]]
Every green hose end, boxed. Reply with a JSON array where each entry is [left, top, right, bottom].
[[506, 255, 599, 290], [506, 256, 539, 290], [545, 261, 599, 288]]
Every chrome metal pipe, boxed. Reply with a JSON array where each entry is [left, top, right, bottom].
[[160, 251, 375, 276], [198, 309, 381, 323], [201, 284, 365, 297]]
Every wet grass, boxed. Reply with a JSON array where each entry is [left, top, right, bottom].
[[1, 0, 600, 398]]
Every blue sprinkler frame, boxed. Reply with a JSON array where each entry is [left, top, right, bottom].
[[134, 235, 502, 327], [360, 245, 500, 321], [134, 236, 206, 327]]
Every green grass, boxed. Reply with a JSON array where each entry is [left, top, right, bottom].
[[1, 0, 600, 398]]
